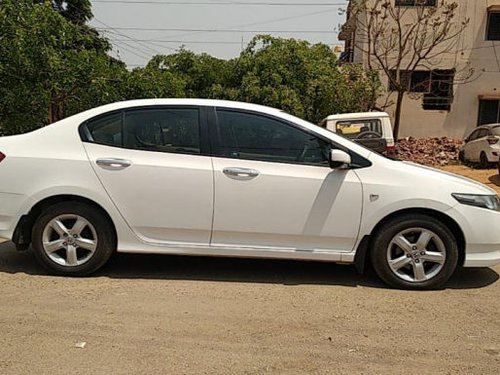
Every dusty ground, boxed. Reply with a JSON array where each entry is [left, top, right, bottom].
[[1, 165, 500, 375]]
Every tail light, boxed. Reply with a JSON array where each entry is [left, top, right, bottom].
[[0, 152, 5, 163], [386, 145, 396, 157], [487, 137, 498, 145]]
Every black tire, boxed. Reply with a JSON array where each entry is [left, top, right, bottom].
[[480, 152, 489, 169], [31, 201, 116, 276], [370, 214, 459, 290], [458, 150, 465, 163]]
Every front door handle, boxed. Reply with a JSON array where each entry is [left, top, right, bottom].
[[96, 158, 132, 170], [223, 167, 260, 179]]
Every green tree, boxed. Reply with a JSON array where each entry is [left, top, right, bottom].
[[0, 0, 126, 134], [218, 35, 381, 124], [145, 48, 231, 98]]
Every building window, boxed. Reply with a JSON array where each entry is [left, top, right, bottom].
[[478, 99, 500, 125], [395, 0, 436, 6], [487, 10, 500, 40], [422, 70, 455, 111], [389, 69, 454, 111], [389, 70, 432, 93]]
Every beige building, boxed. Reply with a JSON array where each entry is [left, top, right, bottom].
[[340, 0, 500, 139]]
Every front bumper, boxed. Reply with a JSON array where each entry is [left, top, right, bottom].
[[464, 247, 500, 267], [447, 204, 500, 268]]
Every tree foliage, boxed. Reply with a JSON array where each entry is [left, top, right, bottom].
[[0, 0, 121, 134], [0, 3, 381, 135], [217, 35, 380, 123]]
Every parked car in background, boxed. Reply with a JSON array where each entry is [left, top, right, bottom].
[[459, 124, 500, 168], [319, 112, 395, 156], [1, 99, 500, 290]]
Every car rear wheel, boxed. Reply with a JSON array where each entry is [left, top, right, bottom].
[[480, 152, 489, 169], [371, 214, 458, 290], [458, 150, 465, 163], [32, 202, 115, 276]]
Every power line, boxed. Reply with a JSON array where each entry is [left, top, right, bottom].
[[92, 1, 347, 5], [96, 27, 335, 33], [110, 38, 338, 44]]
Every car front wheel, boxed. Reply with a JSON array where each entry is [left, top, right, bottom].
[[32, 202, 116, 276], [371, 214, 458, 290]]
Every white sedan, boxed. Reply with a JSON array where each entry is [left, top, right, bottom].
[[1, 99, 499, 289]]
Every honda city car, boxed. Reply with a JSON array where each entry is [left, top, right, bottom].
[[0, 99, 499, 289]]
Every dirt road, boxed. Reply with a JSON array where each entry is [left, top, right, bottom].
[[1, 166, 499, 375]]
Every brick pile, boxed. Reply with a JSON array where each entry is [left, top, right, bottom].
[[395, 137, 463, 166]]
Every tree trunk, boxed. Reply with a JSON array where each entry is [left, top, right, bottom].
[[393, 91, 405, 140]]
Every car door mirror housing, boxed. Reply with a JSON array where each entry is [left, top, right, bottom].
[[329, 149, 351, 169]]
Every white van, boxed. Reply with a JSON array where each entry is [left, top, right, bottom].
[[320, 112, 395, 156]]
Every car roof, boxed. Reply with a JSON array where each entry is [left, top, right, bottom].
[[78, 98, 284, 118], [323, 112, 389, 121], [478, 123, 500, 128]]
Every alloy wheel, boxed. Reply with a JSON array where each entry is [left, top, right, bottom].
[[42, 214, 98, 267], [386, 228, 446, 283]]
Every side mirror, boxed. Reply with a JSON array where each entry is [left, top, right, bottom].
[[329, 149, 351, 169]]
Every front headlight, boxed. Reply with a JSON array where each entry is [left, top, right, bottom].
[[452, 193, 500, 211]]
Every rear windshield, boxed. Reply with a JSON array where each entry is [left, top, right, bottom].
[[335, 119, 382, 139], [491, 126, 500, 136]]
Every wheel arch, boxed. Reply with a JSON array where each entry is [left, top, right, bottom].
[[354, 207, 466, 273], [13, 194, 117, 250]]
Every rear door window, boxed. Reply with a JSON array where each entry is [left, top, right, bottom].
[[468, 130, 479, 141], [83, 107, 201, 155], [86, 113, 123, 147], [476, 128, 488, 139], [123, 108, 200, 154]]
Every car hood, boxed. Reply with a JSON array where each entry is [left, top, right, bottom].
[[401, 161, 496, 195]]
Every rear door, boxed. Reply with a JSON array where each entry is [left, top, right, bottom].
[[209, 108, 363, 253], [82, 106, 214, 246]]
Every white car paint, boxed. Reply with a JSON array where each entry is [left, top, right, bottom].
[[461, 124, 500, 164], [0, 99, 499, 271]]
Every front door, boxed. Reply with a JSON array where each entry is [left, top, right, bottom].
[[83, 106, 214, 246], [210, 109, 363, 252]]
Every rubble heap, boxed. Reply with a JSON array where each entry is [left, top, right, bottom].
[[395, 137, 463, 166]]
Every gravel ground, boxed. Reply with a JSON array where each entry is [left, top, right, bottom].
[[0, 166, 499, 375]]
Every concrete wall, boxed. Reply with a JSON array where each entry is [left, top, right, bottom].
[[346, 0, 500, 139]]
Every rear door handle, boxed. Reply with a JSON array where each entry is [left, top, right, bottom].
[[223, 167, 260, 179], [96, 158, 132, 170]]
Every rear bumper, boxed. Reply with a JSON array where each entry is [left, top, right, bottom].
[[486, 147, 500, 162], [0, 192, 29, 240]]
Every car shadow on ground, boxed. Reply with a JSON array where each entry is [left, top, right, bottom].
[[488, 174, 500, 187], [0, 241, 497, 290]]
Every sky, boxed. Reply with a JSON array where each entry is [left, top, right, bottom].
[[88, 0, 349, 68]]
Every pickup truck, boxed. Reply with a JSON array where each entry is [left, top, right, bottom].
[[319, 112, 395, 156]]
